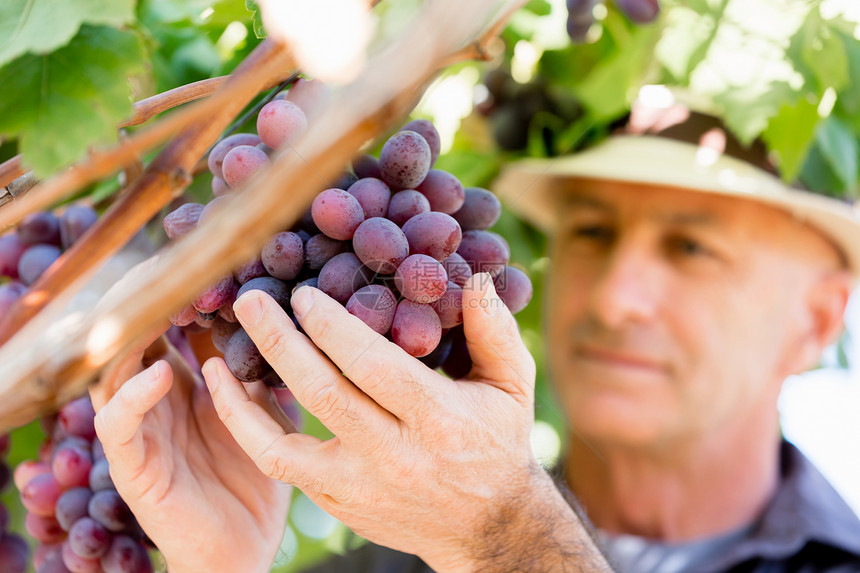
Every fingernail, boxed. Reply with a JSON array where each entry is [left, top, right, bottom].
[[147, 361, 161, 380], [481, 276, 499, 317], [234, 291, 263, 326], [291, 286, 313, 319]]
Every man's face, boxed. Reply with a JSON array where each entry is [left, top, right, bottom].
[[546, 182, 841, 447]]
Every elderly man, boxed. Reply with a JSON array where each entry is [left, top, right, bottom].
[[92, 107, 860, 573]]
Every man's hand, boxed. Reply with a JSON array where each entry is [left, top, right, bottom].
[[202, 273, 611, 572], [91, 326, 293, 573]]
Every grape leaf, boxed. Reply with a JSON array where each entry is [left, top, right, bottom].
[[815, 116, 858, 194], [245, 0, 265, 39], [0, 25, 146, 176], [762, 97, 820, 183], [0, 0, 135, 68]]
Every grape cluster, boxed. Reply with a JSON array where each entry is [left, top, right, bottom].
[[0, 434, 29, 573], [165, 79, 533, 382], [16, 397, 153, 573], [0, 203, 99, 316], [566, 0, 659, 43]]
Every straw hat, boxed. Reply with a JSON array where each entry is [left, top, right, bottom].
[[493, 104, 860, 278]]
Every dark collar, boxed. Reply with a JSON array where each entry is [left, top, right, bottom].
[[703, 440, 860, 572]]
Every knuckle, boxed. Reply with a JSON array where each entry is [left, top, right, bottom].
[[254, 326, 290, 364], [214, 399, 236, 426], [306, 379, 348, 422]]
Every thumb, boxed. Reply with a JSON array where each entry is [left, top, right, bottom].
[[461, 273, 536, 400]]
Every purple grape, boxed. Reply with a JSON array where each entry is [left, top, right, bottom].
[[305, 234, 349, 270], [400, 119, 441, 166], [352, 154, 382, 179], [215, 279, 240, 322], [493, 266, 533, 314], [57, 395, 97, 442], [211, 176, 230, 197], [419, 333, 454, 370], [14, 460, 51, 490], [169, 304, 197, 327], [347, 178, 391, 218], [52, 445, 93, 489], [0, 463, 9, 492], [401, 212, 462, 261], [311, 188, 365, 240], [352, 218, 409, 274], [221, 145, 268, 188], [61, 542, 101, 573], [193, 274, 235, 314], [0, 281, 26, 316], [69, 517, 112, 559], [415, 169, 465, 214], [0, 233, 28, 278], [442, 326, 472, 379], [38, 551, 72, 573], [387, 190, 430, 226], [21, 473, 63, 516], [59, 205, 98, 249], [452, 187, 501, 231], [294, 276, 318, 291], [317, 253, 373, 304], [456, 230, 510, 277], [256, 100, 308, 149], [18, 244, 61, 285], [346, 285, 397, 335], [88, 458, 113, 493], [0, 533, 28, 573], [441, 252, 472, 287], [566, 0, 598, 42], [233, 256, 268, 284], [224, 328, 271, 382], [100, 535, 145, 573], [391, 301, 442, 357], [211, 317, 241, 353], [394, 254, 448, 304], [237, 276, 291, 309], [56, 488, 94, 531], [208, 133, 262, 179], [162, 203, 204, 240], [26, 513, 66, 544], [261, 232, 304, 280], [616, 0, 659, 23], [19, 211, 61, 246], [379, 131, 432, 190], [431, 282, 463, 328], [285, 77, 331, 118], [87, 490, 133, 532]]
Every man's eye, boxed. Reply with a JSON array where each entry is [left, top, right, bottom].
[[669, 236, 711, 257], [572, 226, 614, 242]]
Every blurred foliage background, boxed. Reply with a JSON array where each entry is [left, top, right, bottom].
[[1, 0, 860, 570]]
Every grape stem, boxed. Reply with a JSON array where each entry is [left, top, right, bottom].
[[438, 0, 529, 69], [0, 0, 516, 433], [0, 155, 25, 191]]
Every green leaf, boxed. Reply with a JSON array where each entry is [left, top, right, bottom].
[[522, 0, 552, 17], [714, 81, 796, 146], [0, 25, 146, 176], [245, 0, 265, 39], [762, 96, 820, 183], [815, 116, 858, 194], [0, 0, 135, 68], [787, 7, 850, 95], [655, 0, 728, 84]]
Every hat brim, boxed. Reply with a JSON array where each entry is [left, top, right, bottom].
[[493, 136, 860, 278]]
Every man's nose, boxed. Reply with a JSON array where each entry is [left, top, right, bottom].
[[589, 238, 663, 330]]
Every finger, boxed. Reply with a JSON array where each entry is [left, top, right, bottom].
[[201, 357, 342, 492], [232, 290, 396, 438], [92, 326, 170, 411], [288, 286, 446, 422], [94, 360, 173, 476], [245, 380, 297, 434], [461, 273, 536, 400]]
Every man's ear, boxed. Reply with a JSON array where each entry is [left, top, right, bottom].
[[785, 270, 853, 375]]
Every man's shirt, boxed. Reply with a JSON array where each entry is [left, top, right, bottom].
[[303, 440, 860, 572]]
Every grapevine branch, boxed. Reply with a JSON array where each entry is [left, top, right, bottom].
[[0, 39, 297, 351], [0, 156, 25, 191], [0, 0, 514, 432]]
